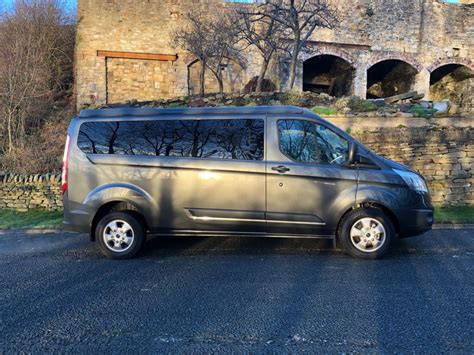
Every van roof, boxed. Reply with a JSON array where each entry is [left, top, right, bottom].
[[78, 105, 306, 118]]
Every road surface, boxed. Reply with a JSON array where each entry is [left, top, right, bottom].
[[1, 229, 473, 352]]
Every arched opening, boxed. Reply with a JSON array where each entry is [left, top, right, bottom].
[[429, 64, 474, 106], [303, 55, 355, 97], [367, 60, 418, 98]]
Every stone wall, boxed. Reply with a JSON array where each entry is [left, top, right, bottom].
[[106, 58, 175, 104], [0, 174, 62, 212], [0, 127, 472, 211], [353, 127, 473, 206]]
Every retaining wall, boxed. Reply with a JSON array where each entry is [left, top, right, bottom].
[[353, 127, 473, 206]]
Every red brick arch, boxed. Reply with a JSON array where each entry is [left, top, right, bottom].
[[301, 47, 358, 67], [427, 57, 474, 73], [367, 52, 423, 72]]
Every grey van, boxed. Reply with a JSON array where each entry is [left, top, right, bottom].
[[62, 106, 433, 259]]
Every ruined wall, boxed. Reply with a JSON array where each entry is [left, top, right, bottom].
[[75, 0, 474, 107], [75, 0, 218, 107], [298, 0, 474, 98]]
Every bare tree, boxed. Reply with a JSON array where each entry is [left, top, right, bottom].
[[171, 12, 214, 97], [258, 0, 339, 90], [237, 6, 289, 92], [172, 9, 244, 96], [0, 0, 75, 153], [206, 12, 245, 95]]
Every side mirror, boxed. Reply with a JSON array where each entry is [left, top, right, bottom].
[[348, 141, 358, 165]]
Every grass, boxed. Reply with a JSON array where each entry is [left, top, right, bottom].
[[434, 206, 474, 224], [0, 209, 63, 230], [410, 104, 436, 118], [312, 106, 338, 116]]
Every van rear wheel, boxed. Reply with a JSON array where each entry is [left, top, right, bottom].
[[96, 211, 145, 259], [339, 208, 394, 259]]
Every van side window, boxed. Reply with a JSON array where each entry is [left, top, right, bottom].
[[78, 119, 264, 161], [277, 120, 349, 165]]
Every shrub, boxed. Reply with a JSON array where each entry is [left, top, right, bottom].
[[1, 103, 73, 174], [166, 102, 187, 108], [348, 97, 378, 112], [243, 77, 277, 93], [410, 104, 436, 118], [281, 91, 303, 106]]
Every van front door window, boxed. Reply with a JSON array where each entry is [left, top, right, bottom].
[[277, 119, 349, 165]]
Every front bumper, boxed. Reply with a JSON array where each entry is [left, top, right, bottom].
[[396, 208, 434, 238]]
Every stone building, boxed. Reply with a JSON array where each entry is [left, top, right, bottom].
[[75, 0, 474, 109]]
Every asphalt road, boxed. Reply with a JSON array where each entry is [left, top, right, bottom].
[[0, 229, 473, 353]]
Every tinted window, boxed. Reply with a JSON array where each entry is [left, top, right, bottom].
[[278, 120, 349, 165], [78, 119, 264, 161]]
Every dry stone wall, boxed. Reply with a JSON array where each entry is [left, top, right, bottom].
[[0, 173, 62, 212], [0, 127, 472, 211], [353, 127, 473, 206]]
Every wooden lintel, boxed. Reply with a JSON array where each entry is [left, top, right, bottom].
[[97, 50, 178, 62], [306, 40, 371, 50]]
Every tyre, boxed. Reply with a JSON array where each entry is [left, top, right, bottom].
[[96, 211, 145, 259], [338, 208, 395, 259]]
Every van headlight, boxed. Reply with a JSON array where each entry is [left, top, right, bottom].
[[393, 169, 428, 193]]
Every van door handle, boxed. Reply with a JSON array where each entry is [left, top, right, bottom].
[[271, 165, 290, 174]]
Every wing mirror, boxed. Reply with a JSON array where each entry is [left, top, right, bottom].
[[347, 141, 359, 166]]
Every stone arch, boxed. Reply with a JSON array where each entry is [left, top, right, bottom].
[[366, 56, 421, 98], [429, 61, 474, 111], [301, 47, 358, 67], [302, 50, 357, 97], [367, 52, 423, 72], [427, 57, 474, 73]]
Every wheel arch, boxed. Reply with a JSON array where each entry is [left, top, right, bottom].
[[90, 201, 149, 242], [336, 201, 400, 239]]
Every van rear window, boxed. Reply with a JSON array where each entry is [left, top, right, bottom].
[[78, 119, 264, 161]]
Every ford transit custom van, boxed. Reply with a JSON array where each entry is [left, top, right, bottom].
[[62, 106, 433, 259]]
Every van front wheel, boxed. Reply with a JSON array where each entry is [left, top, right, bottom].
[[96, 212, 145, 259], [339, 208, 394, 259]]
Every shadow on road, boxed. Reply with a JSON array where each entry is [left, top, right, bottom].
[[1, 229, 472, 261], [142, 235, 337, 257], [137, 228, 473, 259]]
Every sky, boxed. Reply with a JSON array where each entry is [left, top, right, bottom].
[[1, 0, 461, 13], [2, 0, 77, 13]]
